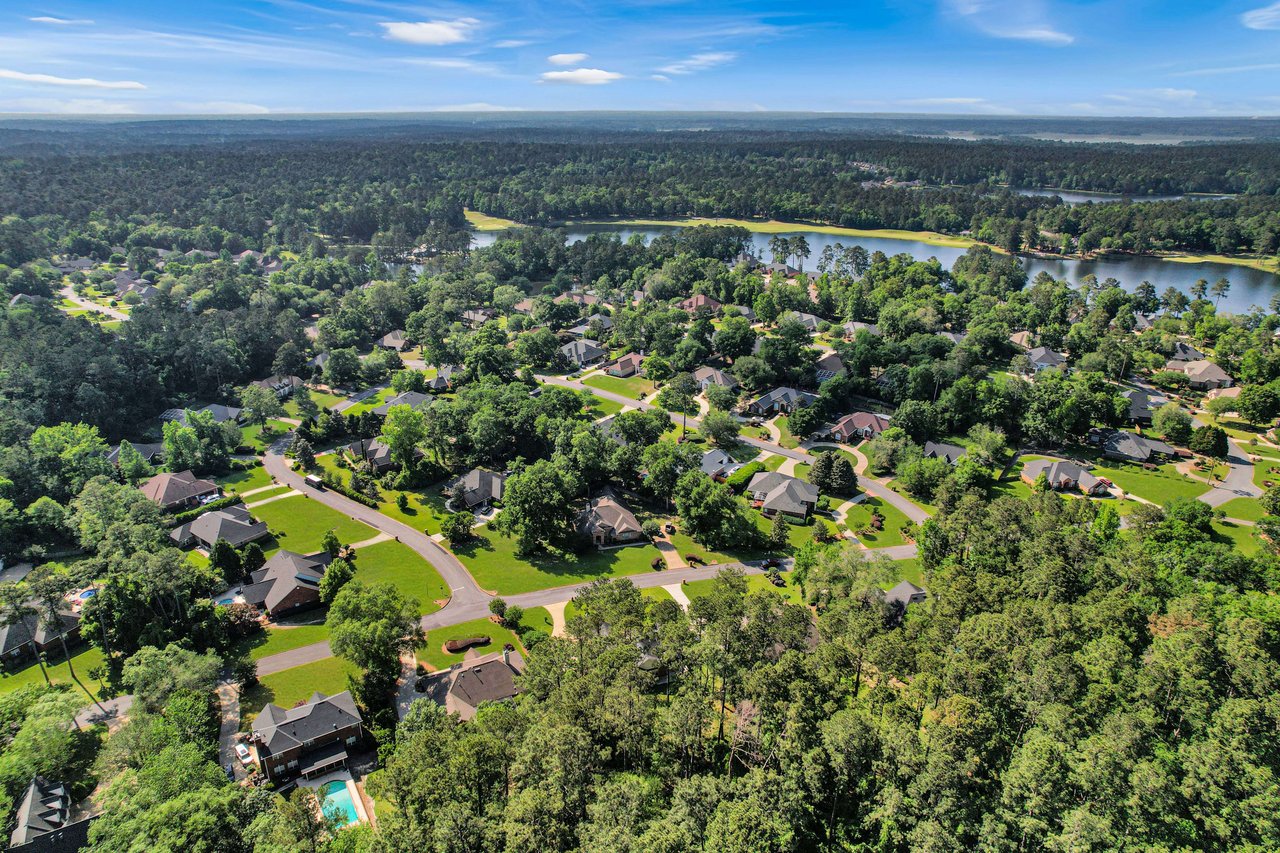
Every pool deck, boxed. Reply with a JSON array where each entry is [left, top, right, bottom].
[[299, 770, 370, 827]]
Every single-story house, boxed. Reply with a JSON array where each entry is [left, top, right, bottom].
[[344, 437, 422, 474], [693, 366, 737, 391], [560, 339, 607, 369], [107, 441, 164, 467], [119, 282, 159, 303], [372, 391, 433, 416], [1027, 346, 1067, 372], [1009, 330, 1035, 349], [139, 470, 220, 511], [0, 609, 80, 667], [1170, 341, 1206, 362], [883, 580, 927, 620], [1181, 360, 1233, 391], [161, 404, 243, 426], [578, 490, 644, 547], [1205, 386, 1242, 404], [376, 330, 410, 351], [512, 298, 537, 315], [815, 351, 846, 382], [1123, 389, 1155, 425], [426, 365, 460, 392], [701, 448, 743, 481], [938, 331, 966, 345], [1102, 431, 1175, 464], [815, 411, 891, 443], [250, 690, 363, 784], [555, 292, 600, 308], [9, 777, 77, 850], [171, 504, 269, 550], [764, 261, 799, 278], [731, 305, 756, 322], [678, 294, 722, 315], [922, 441, 967, 465], [746, 387, 817, 416], [251, 374, 305, 399], [607, 353, 645, 378], [430, 648, 526, 722], [242, 550, 332, 619], [1021, 459, 1109, 495], [784, 311, 823, 333], [747, 472, 820, 520], [445, 468, 506, 510], [844, 321, 882, 339], [569, 314, 614, 338], [461, 308, 495, 327]]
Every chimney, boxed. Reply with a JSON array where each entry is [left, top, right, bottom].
[[502, 647, 510, 667]]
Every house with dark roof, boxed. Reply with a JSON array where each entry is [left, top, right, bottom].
[[747, 472, 820, 519], [242, 550, 331, 619], [420, 648, 526, 722], [461, 308, 495, 327], [578, 490, 644, 546], [160, 403, 243, 426], [1123, 389, 1156, 425], [568, 314, 614, 338], [372, 390, 433, 416], [1021, 459, 1109, 495], [693, 365, 737, 391], [8, 777, 76, 850], [343, 437, 421, 474], [700, 448, 743, 481], [106, 441, 164, 467], [678, 294, 722, 315], [764, 261, 799, 278], [426, 365, 460, 392], [922, 442, 967, 465], [445, 469, 506, 510], [1169, 341, 1206, 363], [0, 609, 80, 667], [1027, 346, 1067, 372], [139, 470, 220, 511], [784, 311, 823, 333], [250, 691, 363, 784], [307, 351, 330, 372], [607, 352, 645, 378], [815, 351, 845, 382], [883, 581, 927, 621], [560, 339, 607, 369], [843, 321, 882, 338], [746, 387, 817, 416], [815, 411, 891, 443], [938, 331, 966, 345], [376, 330, 410, 351], [170, 504, 269, 550], [1101, 431, 1175, 464]]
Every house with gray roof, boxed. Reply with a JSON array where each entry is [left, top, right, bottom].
[[242, 550, 331, 619], [784, 311, 823, 333], [376, 329, 410, 351], [251, 374, 305, 399], [160, 403, 243, 426], [106, 441, 164, 467], [1102, 431, 1175, 464], [1027, 346, 1067, 372], [747, 471, 820, 519], [569, 313, 614, 338], [425, 365, 460, 392], [922, 441, 967, 465], [746, 387, 817, 416], [170, 504, 269, 550], [250, 691, 363, 784], [700, 448, 743, 481], [9, 777, 76, 849], [1122, 389, 1156, 425], [1020, 459, 1109, 495], [815, 351, 845, 382], [0, 609, 80, 668], [560, 339, 607, 369], [139, 469, 220, 511], [418, 648, 526, 722], [693, 365, 737, 391], [843, 321, 882, 338], [883, 580, 927, 621], [445, 468, 506, 510], [372, 390, 433, 416], [578, 489, 644, 546]]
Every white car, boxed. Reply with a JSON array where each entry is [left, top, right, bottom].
[[234, 743, 253, 766]]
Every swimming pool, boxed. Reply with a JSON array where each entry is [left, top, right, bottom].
[[318, 780, 359, 826], [216, 598, 234, 606], [78, 589, 97, 600]]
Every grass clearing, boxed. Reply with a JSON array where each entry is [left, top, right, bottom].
[[773, 416, 801, 449], [0, 646, 109, 702], [892, 558, 925, 587], [251, 494, 378, 554], [584, 373, 655, 399], [239, 420, 294, 452], [418, 618, 524, 671], [216, 463, 275, 494], [454, 525, 664, 595], [240, 657, 360, 728], [1090, 460, 1210, 505], [574, 217, 986, 249], [314, 454, 451, 535], [1212, 519, 1259, 555], [237, 623, 330, 661], [683, 570, 804, 605], [351, 539, 449, 614], [1219, 496, 1265, 522], [286, 390, 345, 417], [586, 396, 625, 418], [464, 209, 521, 231], [843, 495, 913, 548]]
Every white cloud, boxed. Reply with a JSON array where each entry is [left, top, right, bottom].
[[906, 97, 986, 105], [659, 52, 736, 75], [540, 68, 622, 85], [29, 16, 94, 25], [0, 97, 139, 113], [428, 103, 527, 111], [380, 19, 479, 45], [651, 74, 671, 82], [0, 68, 145, 90], [944, 0, 1074, 45], [494, 39, 530, 48], [547, 52, 588, 65], [1243, 2, 1280, 29], [1173, 62, 1280, 77], [403, 57, 501, 75]]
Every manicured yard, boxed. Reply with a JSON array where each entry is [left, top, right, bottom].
[[285, 389, 345, 417], [584, 373, 654, 399], [1219, 497, 1266, 522], [843, 495, 913, 548], [418, 617, 524, 670], [759, 453, 787, 471], [240, 657, 360, 728], [683, 570, 804, 605], [242, 485, 294, 505], [1253, 456, 1280, 490], [586, 396, 625, 418], [892, 558, 925, 587], [1205, 415, 1269, 443], [454, 525, 664, 594], [351, 540, 449, 614], [886, 480, 938, 515], [239, 420, 294, 452], [250, 494, 378, 554], [216, 463, 275, 494], [518, 606, 555, 635], [0, 646, 109, 702], [342, 388, 396, 416], [314, 454, 451, 535], [1212, 519, 1259, 555], [773, 416, 801, 449], [237, 623, 331, 661], [1090, 461, 1210, 505]]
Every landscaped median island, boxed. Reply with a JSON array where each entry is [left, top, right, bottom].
[[417, 617, 526, 670]]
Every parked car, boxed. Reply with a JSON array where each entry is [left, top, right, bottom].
[[664, 523, 676, 534], [234, 743, 253, 766], [761, 557, 781, 569]]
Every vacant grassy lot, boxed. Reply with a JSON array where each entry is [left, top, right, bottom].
[[251, 494, 377, 554], [239, 420, 295, 452], [240, 657, 360, 728], [584, 373, 654, 399], [285, 389, 345, 417], [454, 525, 663, 595], [464, 209, 521, 231], [575, 217, 983, 249], [418, 618, 523, 670], [844, 495, 913, 548], [0, 646, 108, 702], [352, 540, 449, 614]]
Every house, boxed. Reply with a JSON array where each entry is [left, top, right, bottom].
[[160, 403, 243, 426], [730, 251, 761, 270], [1132, 313, 1156, 332], [170, 504, 269, 550], [512, 298, 537, 315], [376, 330, 410, 351], [844, 321, 882, 338], [343, 437, 417, 474], [252, 374, 305, 399], [560, 339, 607, 369], [731, 305, 756, 322], [784, 311, 823, 333], [1205, 386, 1242, 404], [693, 366, 737, 391], [747, 472, 819, 519], [816, 411, 891, 443], [938, 331, 966, 345], [700, 448, 743, 481], [372, 391, 433, 416], [106, 441, 164, 466], [1021, 459, 1109, 495], [922, 441, 967, 465], [883, 581, 927, 620], [578, 490, 644, 546], [242, 550, 332, 619], [250, 691, 363, 784], [1170, 341, 1206, 363], [1181, 360, 1233, 391], [119, 282, 159, 303], [307, 351, 330, 372], [461, 308, 495, 327], [555, 292, 600, 308], [815, 351, 845, 382], [1027, 347, 1067, 372], [9, 777, 83, 851], [746, 387, 817, 416], [427, 649, 526, 722], [7, 294, 46, 307], [678, 294, 722, 315], [0, 609, 80, 667], [607, 353, 645, 378], [139, 470, 220, 511], [445, 468, 506, 511], [1009, 330, 1034, 349], [1123, 389, 1156, 425], [764, 261, 799, 278], [568, 314, 614, 338], [1102, 430, 1175, 464], [425, 365, 460, 392]]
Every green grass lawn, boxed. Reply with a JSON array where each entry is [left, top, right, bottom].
[[243, 485, 294, 505], [586, 396, 625, 418], [236, 623, 331, 661], [518, 606, 555, 635], [758, 453, 787, 471], [216, 463, 275, 494], [418, 618, 524, 670], [250, 494, 378, 554], [892, 558, 925, 587], [1091, 461, 1210, 505], [342, 388, 396, 416], [773, 416, 801, 449], [683, 570, 804, 605], [352, 540, 449, 614], [1205, 415, 1269, 443], [1253, 456, 1280, 490], [0, 646, 109, 703], [239, 420, 294, 452], [285, 390, 345, 417], [843, 495, 913, 548], [885, 480, 939, 515], [314, 455, 452, 535], [240, 657, 360, 728], [1219, 497, 1265, 522], [1212, 519, 1259, 555], [454, 525, 664, 595], [584, 373, 655, 399]]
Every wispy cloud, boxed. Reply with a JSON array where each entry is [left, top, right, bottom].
[[184, 101, 271, 114], [380, 18, 479, 45], [1243, 2, 1280, 29], [402, 57, 502, 76], [659, 52, 736, 75], [945, 0, 1074, 45], [29, 16, 94, 25], [494, 39, 530, 48], [1172, 62, 1280, 77], [428, 102, 526, 111], [547, 52, 588, 66], [0, 68, 146, 90], [540, 68, 622, 85], [0, 97, 139, 113]]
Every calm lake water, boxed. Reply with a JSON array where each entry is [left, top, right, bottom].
[[1010, 187, 1233, 205], [473, 224, 1277, 315]]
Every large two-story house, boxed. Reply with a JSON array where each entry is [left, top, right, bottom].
[[250, 691, 364, 784]]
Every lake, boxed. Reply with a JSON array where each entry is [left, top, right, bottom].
[[1011, 187, 1234, 205], [474, 224, 1278, 314]]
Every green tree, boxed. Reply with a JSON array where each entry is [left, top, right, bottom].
[[442, 510, 475, 545], [120, 644, 222, 712], [318, 557, 354, 604], [1189, 424, 1229, 458], [328, 581, 424, 701], [321, 528, 343, 558], [380, 404, 427, 471], [239, 384, 285, 430], [704, 383, 738, 412], [673, 470, 754, 550], [115, 440, 154, 485], [1236, 385, 1280, 426], [496, 459, 580, 554], [701, 409, 740, 447], [208, 538, 242, 584], [713, 316, 756, 362], [1152, 402, 1193, 445]]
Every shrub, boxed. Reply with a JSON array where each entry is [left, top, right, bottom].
[[724, 461, 765, 493], [170, 496, 242, 526]]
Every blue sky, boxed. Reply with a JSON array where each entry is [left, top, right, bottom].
[[1, 1, 1279, 115]]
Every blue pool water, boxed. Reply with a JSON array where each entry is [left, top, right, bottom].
[[78, 590, 97, 600], [319, 780, 359, 825], [217, 598, 234, 606]]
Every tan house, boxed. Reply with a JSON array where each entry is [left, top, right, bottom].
[[139, 470, 220, 511], [607, 353, 645, 378], [578, 490, 644, 546]]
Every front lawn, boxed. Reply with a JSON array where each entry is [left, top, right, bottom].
[[285, 389, 345, 417], [892, 558, 925, 587], [216, 463, 275, 494], [1253, 456, 1280, 490], [351, 540, 449, 614], [773, 416, 801, 449], [418, 618, 524, 670], [586, 396, 625, 418], [584, 373, 655, 399], [1219, 497, 1265, 522], [240, 657, 360, 728], [342, 388, 396, 416], [1090, 461, 1210, 505], [0, 646, 109, 702], [239, 420, 294, 452], [250, 494, 378, 554], [1212, 519, 1259, 555], [683, 570, 804, 605], [242, 485, 294, 505], [843, 495, 913, 548], [236, 623, 331, 661], [453, 525, 664, 595], [314, 454, 451, 535]]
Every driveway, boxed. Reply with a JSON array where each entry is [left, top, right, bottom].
[[75, 694, 133, 731], [59, 284, 129, 321]]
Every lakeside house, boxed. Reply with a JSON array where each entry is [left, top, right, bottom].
[[747, 472, 819, 519], [250, 691, 363, 784], [139, 470, 220, 511], [578, 490, 644, 547], [242, 550, 332, 619], [1021, 459, 1109, 495], [170, 504, 269, 550]]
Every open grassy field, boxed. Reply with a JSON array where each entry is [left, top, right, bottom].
[[585, 395, 625, 419], [464, 209, 521, 231], [1090, 460, 1210, 505], [892, 558, 925, 587], [418, 617, 524, 670], [240, 657, 360, 728], [0, 646, 108, 702], [584, 373, 654, 399], [1219, 497, 1265, 522], [314, 454, 451, 535], [844, 495, 913, 548], [352, 539, 449, 614], [285, 389, 345, 417], [1212, 519, 1259, 555], [239, 420, 295, 452], [250, 494, 378, 554], [454, 525, 665, 595], [574, 217, 986, 249], [341, 388, 397, 416]]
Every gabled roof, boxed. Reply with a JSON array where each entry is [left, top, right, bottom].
[[610, 352, 645, 373], [692, 366, 737, 388], [678, 293, 722, 313], [748, 471, 820, 515], [446, 468, 506, 508], [815, 351, 845, 378], [1103, 430, 1174, 462], [922, 441, 966, 464], [345, 437, 393, 468], [9, 777, 70, 846], [750, 387, 817, 410], [938, 331, 966, 345], [1170, 341, 1205, 361], [844, 321, 882, 337], [139, 469, 219, 508], [560, 339, 606, 364], [578, 490, 642, 539], [827, 411, 891, 438], [700, 448, 742, 478], [1182, 360, 1231, 384], [377, 330, 408, 349], [172, 504, 268, 548], [107, 440, 164, 465], [0, 609, 79, 657], [883, 580, 927, 614], [1123, 389, 1154, 421], [784, 311, 822, 332], [373, 391, 433, 416], [251, 690, 361, 755], [242, 550, 330, 616], [448, 651, 525, 711], [1027, 346, 1066, 367], [1022, 458, 1103, 492]]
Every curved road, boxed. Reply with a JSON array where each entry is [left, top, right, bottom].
[[59, 284, 129, 321]]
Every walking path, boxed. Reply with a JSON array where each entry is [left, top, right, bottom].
[[244, 488, 301, 508], [239, 483, 283, 498], [216, 680, 240, 771], [545, 601, 568, 638], [59, 284, 129, 321], [349, 531, 393, 549]]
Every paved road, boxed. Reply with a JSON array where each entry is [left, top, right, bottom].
[[75, 694, 133, 730], [59, 284, 129, 321]]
